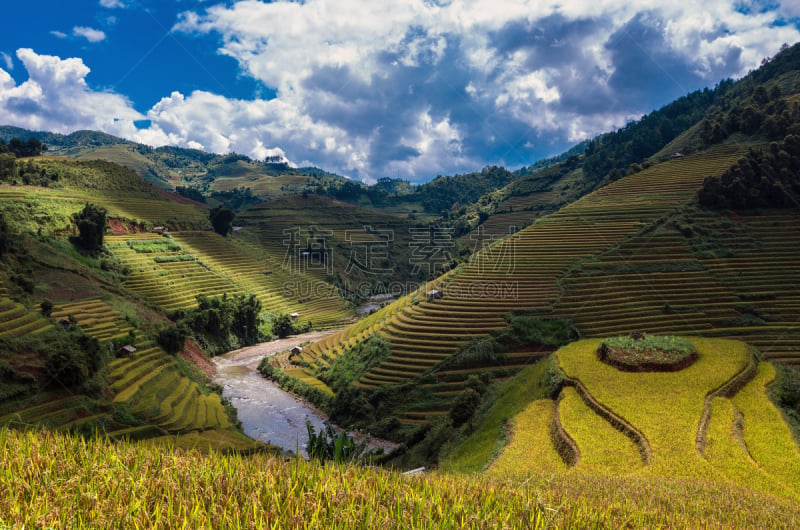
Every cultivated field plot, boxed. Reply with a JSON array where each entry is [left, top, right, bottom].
[[0, 186, 208, 231], [0, 296, 52, 338], [107, 232, 351, 326], [302, 146, 746, 422], [492, 338, 800, 502], [556, 210, 800, 367], [171, 231, 351, 328], [5, 298, 247, 446]]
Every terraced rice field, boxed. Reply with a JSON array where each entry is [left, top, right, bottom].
[[51, 298, 135, 343], [302, 146, 746, 421], [492, 338, 800, 501], [107, 232, 351, 326], [235, 194, 414, 282], [555, 211, 800, 367], [0, 297, 52, 338], [0, 186, 208, 229], [9, 298, 241, 443], [170, 232, 351, 327]]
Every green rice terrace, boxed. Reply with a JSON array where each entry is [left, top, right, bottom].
[[1, 297, 258, 452], [293, 145, 764, 423]]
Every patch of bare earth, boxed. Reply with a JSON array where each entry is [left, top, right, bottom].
[[180, 339, 216, 378]]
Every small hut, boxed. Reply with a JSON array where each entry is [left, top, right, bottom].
[[289, 312, 300, 319], [427, 289, 443, 300], [116, 345, 137, 358]]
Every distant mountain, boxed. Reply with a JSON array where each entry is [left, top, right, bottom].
[[0, 126, 350, 195]]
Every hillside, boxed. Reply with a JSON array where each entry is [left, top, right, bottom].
[[0, 154, 354, 450], [292, 145, 752, 423], [0, 126, 350, 197], [1, 42, 800, 517], [283, 44, 800, 449]]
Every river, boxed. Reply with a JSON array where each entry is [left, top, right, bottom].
[[211, 330, 340, 456]]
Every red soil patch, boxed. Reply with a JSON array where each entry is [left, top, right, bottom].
[[180, 338, 216, 378], [108, 217, 128, 235]]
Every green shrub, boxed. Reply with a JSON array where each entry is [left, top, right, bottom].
[[158, 325, 187, 355], [40, 299, 54, 317]]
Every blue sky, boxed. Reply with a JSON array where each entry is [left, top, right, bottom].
[[1, 1, 799, 183]]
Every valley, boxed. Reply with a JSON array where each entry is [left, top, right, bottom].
[[2, 40, 800, 529]]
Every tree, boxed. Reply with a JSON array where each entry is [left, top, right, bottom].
[[72, 203, 107, 252], [210, 205, 235, 236], [158, 325, 188, 355], [449, 388, 482, 427], [231, 293, 262, 346], [45, 333, 103, 388], [0, 214, 13, 257], [272, 313, 296, 338], [0, 153, 16, 180]]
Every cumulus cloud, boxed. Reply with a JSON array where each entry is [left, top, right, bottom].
[[99, 0, 126, 8], [73, 26, 107, 43], [167, 0, 800, 180], [3, 1, 800, 182], [0, 49, 144, 136]]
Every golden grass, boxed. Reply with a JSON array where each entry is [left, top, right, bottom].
[[0, 427, 550, 529], [732, 362, 800, 496], [5, 426, 800, 528], [557, 338, 749, 479], [702, 396, 797, 500], [551, 338, 800, 502]]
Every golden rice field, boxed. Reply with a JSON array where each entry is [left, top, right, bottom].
[[105, 232, 352, 327], [4, 298, 256, 449], [488, 338, 800, 504], [2, 426, 800, 529]]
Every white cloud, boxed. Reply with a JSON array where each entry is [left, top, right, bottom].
[[99, 0, 125, 8], [50, 30, 68, 39], [167, 0, 800, 179], [1, 52, 12, 71], [0, 49, 143, 136], [73, 27, 107, 43], [3, 1, 800, 182]]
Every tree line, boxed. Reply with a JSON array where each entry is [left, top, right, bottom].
[[699, 135, 800, 209]]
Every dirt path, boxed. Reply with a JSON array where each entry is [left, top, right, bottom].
[[223, 328, 343, 370]]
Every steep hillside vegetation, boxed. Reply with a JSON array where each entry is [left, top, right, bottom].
[[293, 145, 748, 428], [0, 155, 351, 450]]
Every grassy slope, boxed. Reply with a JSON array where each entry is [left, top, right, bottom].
[[301, 144, 747, 423]]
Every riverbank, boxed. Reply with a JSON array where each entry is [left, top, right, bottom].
[[211, 328, 398, 456]]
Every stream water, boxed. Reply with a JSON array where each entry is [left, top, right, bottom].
[[211, 334, 333, 456], [211, 329, 399, 457]]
